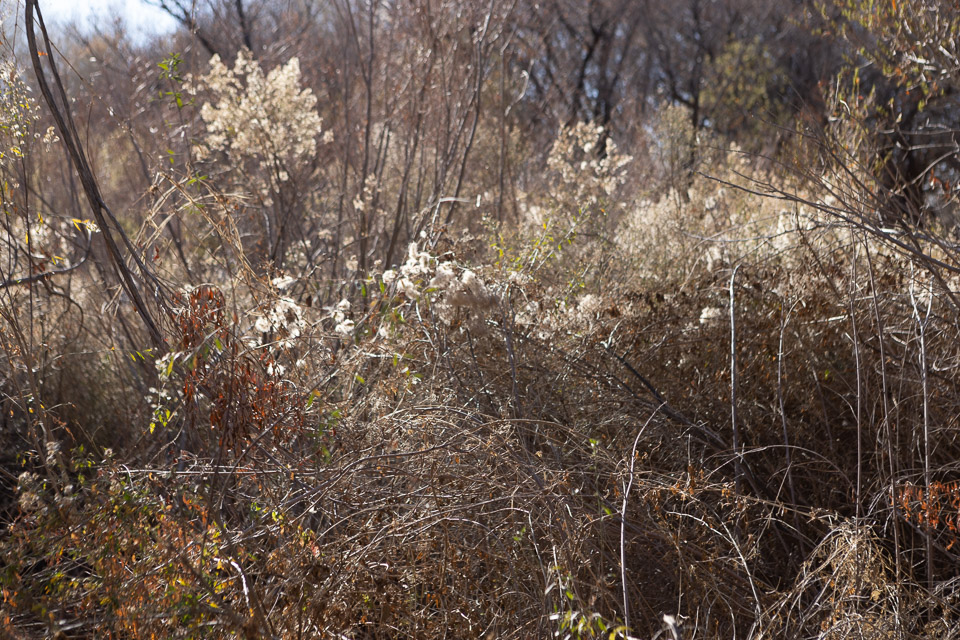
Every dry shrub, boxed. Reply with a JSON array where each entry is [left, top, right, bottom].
[[10, 125, 960, 637], [6, 6, 960, 633]]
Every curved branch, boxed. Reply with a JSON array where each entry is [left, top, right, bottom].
[[25, 0, 167, 349], [0, 229, 93, 290]]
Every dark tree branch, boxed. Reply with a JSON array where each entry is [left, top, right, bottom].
[[26, 0, 167, 349]]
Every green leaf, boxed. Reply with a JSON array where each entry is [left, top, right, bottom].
[[609, 625, 628, 639]]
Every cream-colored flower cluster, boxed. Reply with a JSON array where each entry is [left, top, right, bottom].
[[17, 472, 42, 512], [194, 50, 322, 176], [511, 121, 632, 267], [254, 297, 305, 347], [331, 298, 354, 336], [381, 243, 496, 329], [545, 121, 632, 208], [0, 59, 43, 165], [513, 291, 607, 341], [382, 242, 437, 301], [352, 174, 379, 213]]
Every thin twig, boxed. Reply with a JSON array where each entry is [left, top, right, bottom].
[[621, 404, 664, 633], [730, 264, 743, 495]]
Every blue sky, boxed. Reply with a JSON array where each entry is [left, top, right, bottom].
[[34, 0, 179, 38]]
